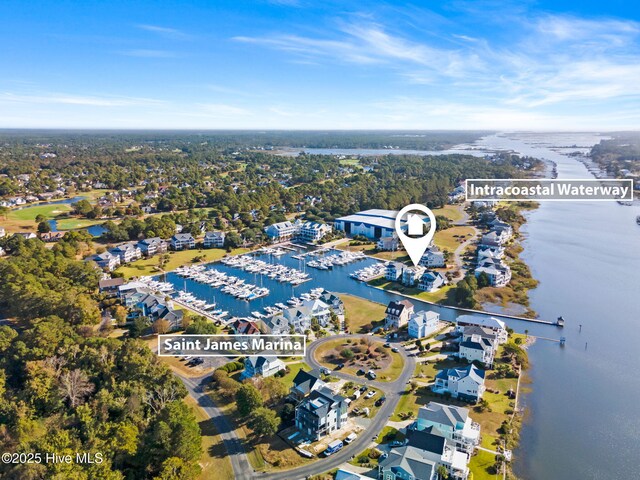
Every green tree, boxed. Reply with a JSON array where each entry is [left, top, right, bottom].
[[248, 407, 281, 437], [236, 384, 263, 416]]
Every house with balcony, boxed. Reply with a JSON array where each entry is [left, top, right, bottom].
[[412, 402, 481, 455], [298, 221, 332, 243], [377, 235, 400, 251], [203, 231, 226, 248], [111, 242, 142, 263], [264, 220, 298, 242], [92, 251, 121, 271], [433, 364, 486, 403], [402, 266, 425, 287], [242, 355, 286, 379], [137, 237, 168, 257], [170, 233, 196, 250], [408, 311, 440, 339], [459, 332, 496, 367], [290, 369, 327, 401], [418, 271, 447, 292], [295, 386, 348, 441], [456, 315, 508, 344], [385, 261, 404, 282], [420, 248, 446, 268]]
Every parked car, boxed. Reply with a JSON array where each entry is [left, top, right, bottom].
[[367, 370, 377, 380], [375, 397, 386, 407], [384, 343, 391, 348], [365, 390, 376, 399], [336, 363, 345, 370], [391, 347, 400, 353], [344, 433, 357, 444], [357, 369, 366, 376], [321, 367, 332, 375], [359, 385, 368, 392], [390, 440, 406, 447]]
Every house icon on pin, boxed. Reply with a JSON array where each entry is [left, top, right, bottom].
[[406, 214, 425, 236]]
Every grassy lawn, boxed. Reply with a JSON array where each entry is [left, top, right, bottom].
[[338, 294, 386, 333], [115, 247, 251, 278], [376, 426, 405, 444], [431, 204, 465, 222], [433, 226, 475, 252], [368, 278, 455, 305], [469, 449, 499, 480], [313, 338, 403, 382], [54, 217, 104, 230], [279, 362, 311, 388], [183, 395, 235, 480]]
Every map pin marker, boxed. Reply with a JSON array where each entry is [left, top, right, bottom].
[[395, 204, 437, 267]]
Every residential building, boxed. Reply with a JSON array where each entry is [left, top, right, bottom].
[[111, 242, 142, 263], [92, 251, 121, 271], [420, 248, 446, 268], [412, 402, 481, 455], [264, 221, 297, 242], [203, 231, 226, 248], [408, 311, 440, 339], [290, 369, 327, 401], [295, 386, 348, 441], [385, 261, 404, 282], [402, 266, 425, 287], [379, 429, 469, 480], [170, 233, 196, 250], [459, 332, 496, 367], [385, 299, 415, 330], [137, 237, 168, 257], [298, 221, 332, 243], [0, 246, 5, 257], [462, 325, 499, 349], [377, 235, 400, 251], [0, 227, 5, 238], [40, 231, 66, 242], [231, 319, 261, 335], [433, 364, 486, 402], [456, 315, 508, 344], [475, 262, 511, 287], [242, 355, 286, 379], [260, 292, 344, 334], [13, 232, 37, 240], [418, 271, 447, 292], [98, 277, 125, 296]]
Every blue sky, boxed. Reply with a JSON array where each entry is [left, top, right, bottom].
[[1, 0, 639, 130]]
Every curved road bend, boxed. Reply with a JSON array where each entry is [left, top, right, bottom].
[[178, 334, 415, 480]]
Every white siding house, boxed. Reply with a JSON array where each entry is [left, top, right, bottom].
[[408, 311, 440, 339]]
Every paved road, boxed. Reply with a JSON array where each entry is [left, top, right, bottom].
[[176, 333, 415, 480], [177, 373, 255, 480]]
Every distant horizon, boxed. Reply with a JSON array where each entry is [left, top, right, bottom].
[[0, 128, 632, 133]]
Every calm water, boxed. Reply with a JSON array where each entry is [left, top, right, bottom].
[[159, 250, 466, 321], [477, 133, 640, 480]]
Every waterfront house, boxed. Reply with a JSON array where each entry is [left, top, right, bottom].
[[92, 251, 121, 271], [170, 233, 196, 250], [402, 266, 425, 287], [459, 333, 496, 367], [385, 299, 415, 330], [456, 315, 508, 344], [412, 402, 481, 454], [433, 364, 486, 403], [474, 261, 511, 287], [203, 231, 226, 248], [264, 220, 298, 242], [298, 221, 332, 243], [418, 271, 447, 292], [111, 242, 142, 263], [385, 261, 404, 281], [295, 386, 348, 441], [420, 248, 446, 268], [408, 311, 441, 339], [378, 428, 470, 480], [137, 237, 168, 257], [242, 355, 286, 379], [290, 369, 327, 401], [377, 235, 399, 251]]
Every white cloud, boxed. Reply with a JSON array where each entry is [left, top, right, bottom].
[[0, 92, 164, 107], [137, 24, 192, 40]]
